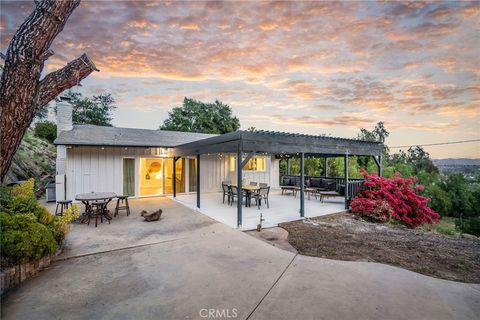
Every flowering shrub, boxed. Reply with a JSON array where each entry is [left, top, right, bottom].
[[351, 169, 440, 228]]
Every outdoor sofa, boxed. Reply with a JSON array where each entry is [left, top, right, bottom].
[[281, 176, 346, 202]]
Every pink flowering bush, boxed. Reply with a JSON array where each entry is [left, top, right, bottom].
[[350, 169, 440, 228]]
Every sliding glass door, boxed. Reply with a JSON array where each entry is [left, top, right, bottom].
[[188, 158, 197, 192], [140, 158, 164, 196], [123, 158, 135, 196], [139, 157, 185, 196]]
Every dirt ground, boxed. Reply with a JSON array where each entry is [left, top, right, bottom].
[[280, 213, 480, 283]]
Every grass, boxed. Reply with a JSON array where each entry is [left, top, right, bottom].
[[422, 217, 459, 236]]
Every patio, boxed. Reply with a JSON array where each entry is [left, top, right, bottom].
[[174, 189, 345, 230], [173, 130, 383, 228]]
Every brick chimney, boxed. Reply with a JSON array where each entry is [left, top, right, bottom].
[[56, 95, 73, 135], [55, 95, 73, 200]]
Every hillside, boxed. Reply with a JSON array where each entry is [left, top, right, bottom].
[[432, 158, 480, 176], [5, 129, 56, 192]]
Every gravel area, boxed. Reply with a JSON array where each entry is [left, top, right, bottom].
[[281, 213, 480, 283]]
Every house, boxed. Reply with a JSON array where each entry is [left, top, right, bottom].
[[54, 96, 383, 229]]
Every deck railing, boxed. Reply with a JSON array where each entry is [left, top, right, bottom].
[[280, 175, 366, 202]]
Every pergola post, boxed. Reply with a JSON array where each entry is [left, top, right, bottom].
[[300, 152, 305, 217], [372, 155, 382, 177], [344, 154, 349, 210], [378, 155, 382, 176], [324, 157, 328, 177], [173, 157, 178, 197], [237, 149, 243, 228], [196, 154, 200, 209], [286, 157, 290, 175]]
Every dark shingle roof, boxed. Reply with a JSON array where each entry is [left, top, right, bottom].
[[54, 125, 217, 147]]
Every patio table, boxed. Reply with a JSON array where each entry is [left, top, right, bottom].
[[229, 184, 260, 207], [293, 187, 318, 200], [75, 192, 117, 223]]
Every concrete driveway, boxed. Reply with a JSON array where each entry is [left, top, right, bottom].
[[2, 198, 479, 320]]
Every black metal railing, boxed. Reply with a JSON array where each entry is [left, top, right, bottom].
[[280, 175, 366, 201]]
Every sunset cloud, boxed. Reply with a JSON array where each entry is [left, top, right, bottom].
[[1, 0, 478, 157]]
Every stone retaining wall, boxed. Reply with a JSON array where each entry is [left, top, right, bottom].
[[1, 250, 61, 296]]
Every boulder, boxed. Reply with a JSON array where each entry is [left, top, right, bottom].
[[143, 209, 162, 222]]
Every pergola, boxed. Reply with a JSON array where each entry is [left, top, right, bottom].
[[172, 130, 383, 228]]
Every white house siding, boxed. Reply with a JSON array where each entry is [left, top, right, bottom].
[[199, 154, 230, 193], [65, 147, 279, 200], [66, 146, 170, 200]]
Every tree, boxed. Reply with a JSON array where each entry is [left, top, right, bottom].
[[160, 98, 240, 134], [66, 92, 116, 126], [34, 121, 57, 143], [0, 0, 97, 181], [405, 146, 439, 174], [356, 121, 390, 169]]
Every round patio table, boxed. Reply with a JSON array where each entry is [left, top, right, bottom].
[[75, 192, 117, 223]]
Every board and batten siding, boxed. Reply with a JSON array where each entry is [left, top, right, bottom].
[[66, 146, 170, 200], [65, 147, 279, 200]]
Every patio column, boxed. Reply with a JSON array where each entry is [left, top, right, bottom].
[[286, 158, 290, 175], [300, 152, 305, 217], [378, 155, 383, 176], [237, 150, 242, 228], [324, 157, 328, 177], [344, 154, 349, 210], [173, 157, 178, 198], [372, 155, 383, 177], [196, 154, 200, 209]]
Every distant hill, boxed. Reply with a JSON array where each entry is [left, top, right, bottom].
[[433, 158, 480, 176]]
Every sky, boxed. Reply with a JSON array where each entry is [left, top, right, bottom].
[[1, 0, 479, 158]]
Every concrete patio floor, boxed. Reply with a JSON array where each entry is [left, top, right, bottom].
[[174, 190, 346, 230], [2, 198, 479, 320]]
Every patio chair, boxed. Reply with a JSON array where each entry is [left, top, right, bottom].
[[230, 185, 247, 206], [254, 186, 270, 209], [259, 183, 268, 188], [249, 181, 258, 186], [221, 183, 231, 204], [89, 200, 111, 227]]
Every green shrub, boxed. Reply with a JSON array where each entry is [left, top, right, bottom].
[[0, 184, 13, 212], [0, 213, 58, 267], [0, 181, 79, 267], [47, 205, 80, 244], [34, 121, 57, 143], [423, 184, 452, 217], [455, 217, 480, 237], [7, 179, 38, 214]]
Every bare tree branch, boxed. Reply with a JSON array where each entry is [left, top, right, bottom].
[[0, 0, 95, 181], [37, 53, 98, 109]]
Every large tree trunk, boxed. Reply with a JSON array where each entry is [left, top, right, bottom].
[[0, 0, 97, 181]]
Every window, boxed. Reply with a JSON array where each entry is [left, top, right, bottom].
[[243, 156, 267, 171]]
